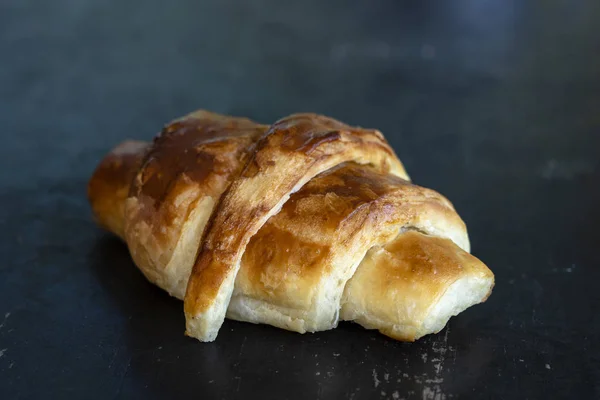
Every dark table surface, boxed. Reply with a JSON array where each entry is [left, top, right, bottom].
[[1, 1, 599, 399]]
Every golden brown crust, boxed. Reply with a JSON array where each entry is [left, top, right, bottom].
[[184, 113, 410, 341], [87, 109, 492, 343]]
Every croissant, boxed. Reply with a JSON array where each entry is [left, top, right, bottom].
[[88, 110, 494, 342]]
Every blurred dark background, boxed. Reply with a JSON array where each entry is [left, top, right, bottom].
[[1, 1, 599, 399]]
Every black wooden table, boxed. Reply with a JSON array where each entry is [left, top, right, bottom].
[[1, 1, 599, 399]]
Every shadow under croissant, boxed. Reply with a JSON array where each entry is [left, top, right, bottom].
[[87, 235, 217, 398], [86, 235, 329, 397], [86, 235, 493, 399]]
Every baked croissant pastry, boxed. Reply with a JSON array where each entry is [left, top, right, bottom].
[[88, 110, 494, 342]]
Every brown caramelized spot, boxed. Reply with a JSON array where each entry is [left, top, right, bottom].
[[313, 163, 409, 196], [128, 115, 266, 244], [267, 114, 378, 155], [281, 162, 412, 226], [280, 129, 341, 154], [134, 117, 264, 204], [242, 223, 330, 290], [377, 231, 464, 287]]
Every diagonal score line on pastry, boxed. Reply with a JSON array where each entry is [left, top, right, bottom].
[[87, 109, 493, 343], [183, 113, 409, 341]]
